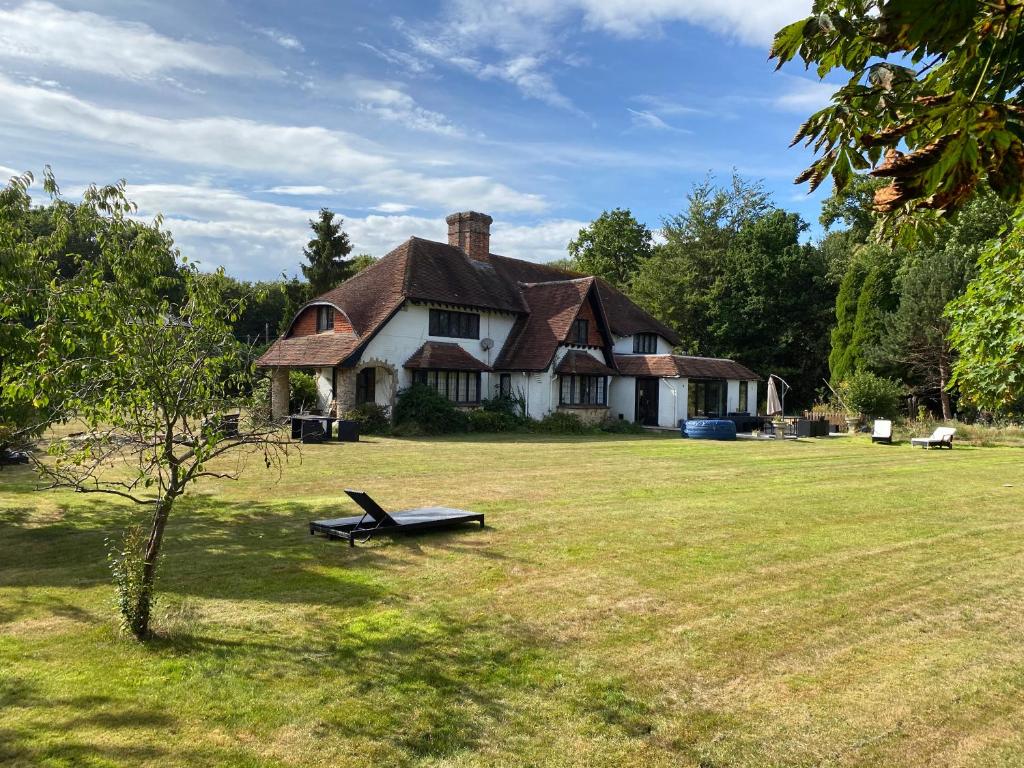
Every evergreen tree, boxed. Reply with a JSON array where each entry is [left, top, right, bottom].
[[301, 208, 353, 295], [879, 191, 1012, 418]]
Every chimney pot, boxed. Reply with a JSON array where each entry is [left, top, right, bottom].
[[446, 211, 492, 261]]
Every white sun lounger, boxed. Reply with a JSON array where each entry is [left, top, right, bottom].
[[910, 426, 956, 449]]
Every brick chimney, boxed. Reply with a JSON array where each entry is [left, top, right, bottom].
[[446, 211, 492, 261]]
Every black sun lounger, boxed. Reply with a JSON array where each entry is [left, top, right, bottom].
[[309, 489, 484, 546]]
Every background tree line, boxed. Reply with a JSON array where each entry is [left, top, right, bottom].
[[562, 171, 1018, 418]]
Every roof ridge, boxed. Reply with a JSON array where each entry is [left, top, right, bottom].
[[518, 276, 593, 287]]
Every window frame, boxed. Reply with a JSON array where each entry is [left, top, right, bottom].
[[687, 379, 728, 418], [316, 305, 334, 332], [412, 369, 482, 405], [499, 373, 512, 398], [428, 308, 480, 340], [355, 367, 376, 405], [570, 318, 589, 346], [633, 333, 658, 354], [738, 380, 748, 414], [559, 374, 607, 406]]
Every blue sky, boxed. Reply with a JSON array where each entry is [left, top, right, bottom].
[[0, 0, 836, 281]]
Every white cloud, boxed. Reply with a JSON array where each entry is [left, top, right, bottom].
[[267, 185, 336, 196], [349, 79, 464, 136], [393, 0, 811, 112], [358, 42, 434, 75], [0, 1, 277, 80], [627, 108, 687, 132], [478, 56, 577, 112], [772, 76, 835, 112], [0, 75, 546, 213], [120, 183, 573, 278], [491, 218, 590, 263], [567, 0, 810, 46], [256, 27, 304, 51], [373, 202, 414, 213], [631, 94, 714, 117], [399, 11, 581, 112]]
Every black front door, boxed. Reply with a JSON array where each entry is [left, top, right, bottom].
[[635, 377, 659, 426]]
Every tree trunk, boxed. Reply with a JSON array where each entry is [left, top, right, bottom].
[[938, 354, 953, 421], [130, 493, 174, 639]]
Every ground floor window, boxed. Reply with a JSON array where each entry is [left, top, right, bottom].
[[499, 373, 512, 397], [688, 379, 727, 418], [412, 369, 481, 404], [738, 380, 748, 414], [355, 367, 376, 405], [560, 374, 606, 406]]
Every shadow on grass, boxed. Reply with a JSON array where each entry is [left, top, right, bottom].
[[0, 678, 200, 766], [0, 488, 507, 606]]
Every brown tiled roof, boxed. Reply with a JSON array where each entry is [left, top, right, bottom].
[[678, 356, 760, 380], [493, 278, 594, 371], [257, 333, 360, 367], [314, 241, 412, 336], [404, 341, 492, 371], [485, 255, 680, 345], [554, 350, 618, 376], [614, 354, 760, 380], [259, 234, 681, 370], [614, 354, 685, 378]]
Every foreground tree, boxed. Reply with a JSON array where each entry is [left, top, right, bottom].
[[567, 208, 654, 291], [772, 1, 1024, 413], [1, 173, 287, 639], [301, 208, 354, 295], [772, 0, 1024, 222]]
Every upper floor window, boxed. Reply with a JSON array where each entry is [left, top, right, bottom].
[[633, 333, 657, 354], [429, 308, 479, 339], [316, 306, 334, 332], [570, 318, 589, 346]]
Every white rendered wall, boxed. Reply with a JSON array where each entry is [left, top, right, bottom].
[[609, 375, 635, 422], [524, 370, 554, 419], [360, 301, 517, 391], [612, 334, 674, 355], [727, 380, 740, 414]]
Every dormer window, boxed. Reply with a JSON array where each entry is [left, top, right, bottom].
[[571, 318, 588, 346], [633, 333, 657, 353], [316, 306, 334, 332]]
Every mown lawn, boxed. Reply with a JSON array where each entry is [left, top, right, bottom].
[[2, 433, 1023, 767]]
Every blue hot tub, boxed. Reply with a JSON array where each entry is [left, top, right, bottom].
[[681, 419, 737, 441]]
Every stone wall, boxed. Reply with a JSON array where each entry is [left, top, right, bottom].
[[270, 367, 289, 419], [556, 405, 610, 426]]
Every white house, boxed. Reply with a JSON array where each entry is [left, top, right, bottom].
[[257, 211, 760, 428]]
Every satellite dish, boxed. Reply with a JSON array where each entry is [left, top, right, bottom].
[[480, 337, 494, 351]]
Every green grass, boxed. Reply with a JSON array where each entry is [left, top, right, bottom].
[[2, 433, 1024, 767]]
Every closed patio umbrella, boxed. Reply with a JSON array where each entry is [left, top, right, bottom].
[[766, 374, 789, 417]]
